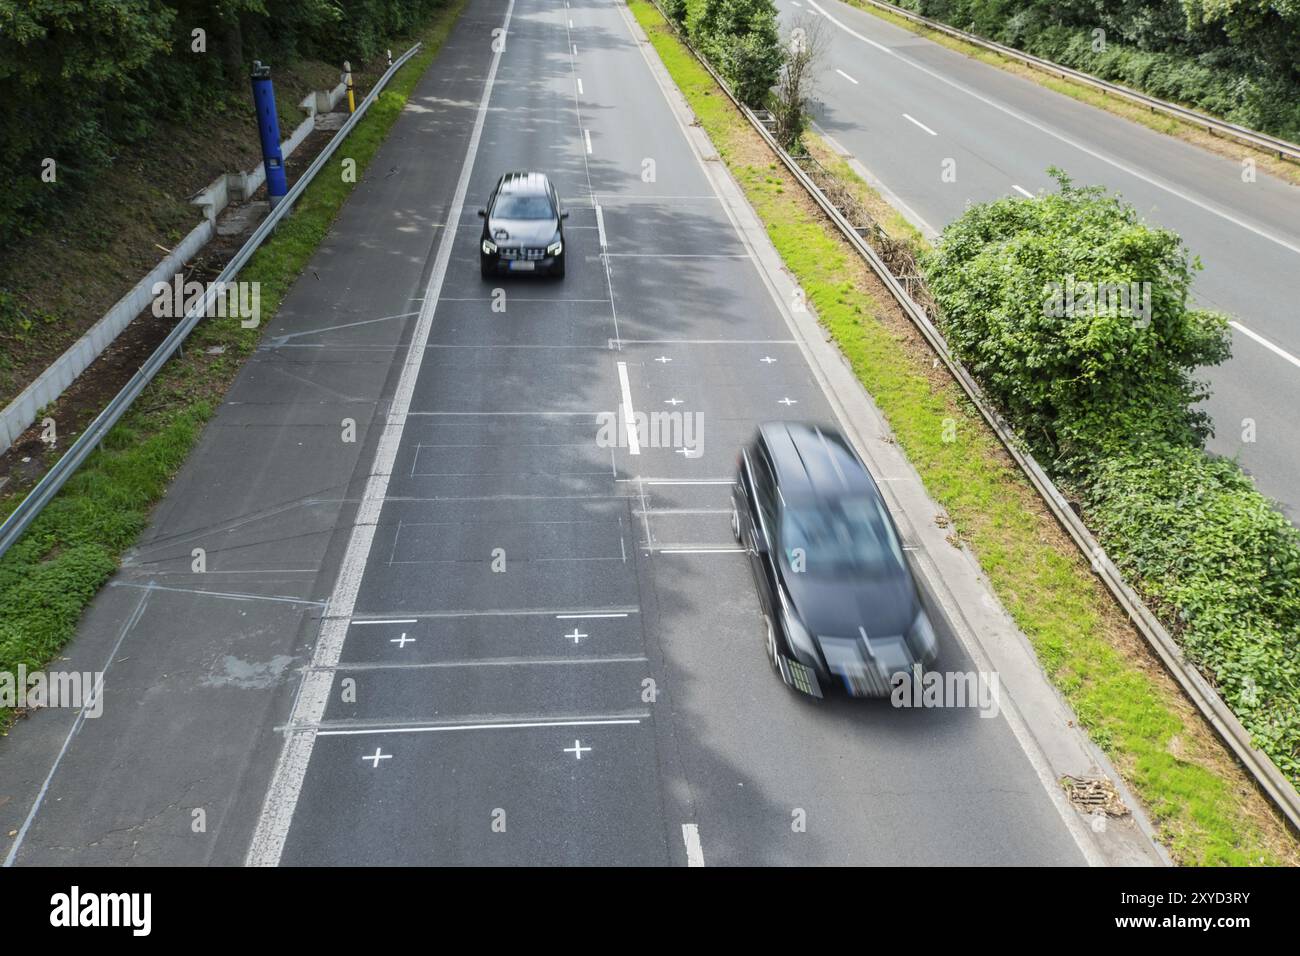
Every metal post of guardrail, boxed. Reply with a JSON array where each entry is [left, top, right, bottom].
[[642, 0, 1300, 832], [0, 41, 424, 563]]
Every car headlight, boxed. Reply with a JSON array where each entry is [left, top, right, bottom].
[[907, 609, 938, 665], [482, 239, 497, 254], [780, 603, 818, 665], [546, 239, 563, 256]]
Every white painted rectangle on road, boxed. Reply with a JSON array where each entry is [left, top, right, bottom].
[[682, 824, 705, 866], [617, 361, 640, 455], [835, 68, 859, 85]]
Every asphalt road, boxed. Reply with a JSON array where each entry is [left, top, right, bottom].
[[782, 0, 1300, 519], [0, 0, 1104, 866]]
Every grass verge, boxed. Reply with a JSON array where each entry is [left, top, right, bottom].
[[0, 0, 469, 731], [839, 0, 1300, 188], [630, 0, 1299, 866]]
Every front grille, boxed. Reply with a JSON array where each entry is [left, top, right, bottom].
[[499, 246, 546, 261], [819, 635, 894, 697]]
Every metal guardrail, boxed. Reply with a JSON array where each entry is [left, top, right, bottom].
[[642, 0, 1300, 832], [851, 0, 1300, 163], [0, 42, 424, 560]]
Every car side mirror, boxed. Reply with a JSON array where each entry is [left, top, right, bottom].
[[560, 211, 569, 220], [476, 208, 487, 218]]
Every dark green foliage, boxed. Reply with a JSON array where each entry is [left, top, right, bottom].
[[888, 0, 1300, 139], [686, 0, 783, 105], [923, 170, 1230, 477], [926, 169, 1300, 786], [0, 0, 451, 246], [664, 0, 690, 25], [1085, 447, 1300, 780]]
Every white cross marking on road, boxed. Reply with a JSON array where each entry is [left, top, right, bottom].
[[664, 397, 683, 405], [390, 632, 414, 648], [760, 356, 777, 364], [564, 740, 592, 760], [362, 748, 392, 768], [655, 356, 672, 363], [565, 628, 588, 644], [778, 397, 798, 406]]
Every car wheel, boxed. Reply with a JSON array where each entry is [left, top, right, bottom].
[[730, 503, 741, 542], [480, 256, 493, 280], [553, 254, 565, 279]]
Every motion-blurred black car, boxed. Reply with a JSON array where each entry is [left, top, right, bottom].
[[478, 171, 568, 278], [731, 422, 939, 698]]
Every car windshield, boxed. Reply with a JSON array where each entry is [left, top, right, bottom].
[[494, 192, 553, 219], [778, 495, 903, 575]]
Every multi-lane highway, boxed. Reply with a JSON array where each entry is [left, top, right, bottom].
[[0, 0, 1162, 866], [783, 0, 1300, 519]]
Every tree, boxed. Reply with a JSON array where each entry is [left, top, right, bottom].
[[771, 16, 827, 150], [689, 0, 783, 106]]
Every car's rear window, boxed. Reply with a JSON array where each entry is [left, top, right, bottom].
[[494, 193, 554, 219]]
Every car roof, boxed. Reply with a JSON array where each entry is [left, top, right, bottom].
[[497, 171, 551, 195], [758, 422, 878, 503]]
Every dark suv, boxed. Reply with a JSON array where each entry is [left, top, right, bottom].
[[732, 421, 939, 698], [478, 171, 568, 278]]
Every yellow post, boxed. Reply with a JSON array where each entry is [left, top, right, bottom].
[[344, 61, 356, 113]]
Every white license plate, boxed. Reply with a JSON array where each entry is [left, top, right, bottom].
[[509, 260, 536, 271]]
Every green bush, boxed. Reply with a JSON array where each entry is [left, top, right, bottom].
[[663, 0, 690, 25], [1085, 446, 1300, 780], [923, 170, 1230, 478], [687, 0, 782, 106], [925, 169, 1300, 787]]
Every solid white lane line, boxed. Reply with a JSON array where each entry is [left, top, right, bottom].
[[806, 0, 890, 51], [336, 655, 649, 670], [1012, 184, 1034, 198], [658, 547, 746, 554], [836, 68, 859, 85], [556, 612, 630, 619], [616, 478, 733, 485], [902, 112, 937, 136], [808, 0, 1300, 257], [682, 824, 705, 866], [244, 0, 518, 868], [1230, 320, 1300, 370], [351, 618, 418, 625], [617, 361, 641, 455], [315, 717, 644, 737]]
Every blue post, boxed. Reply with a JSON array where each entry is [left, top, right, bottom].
[[250, 61, 288, 208]]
